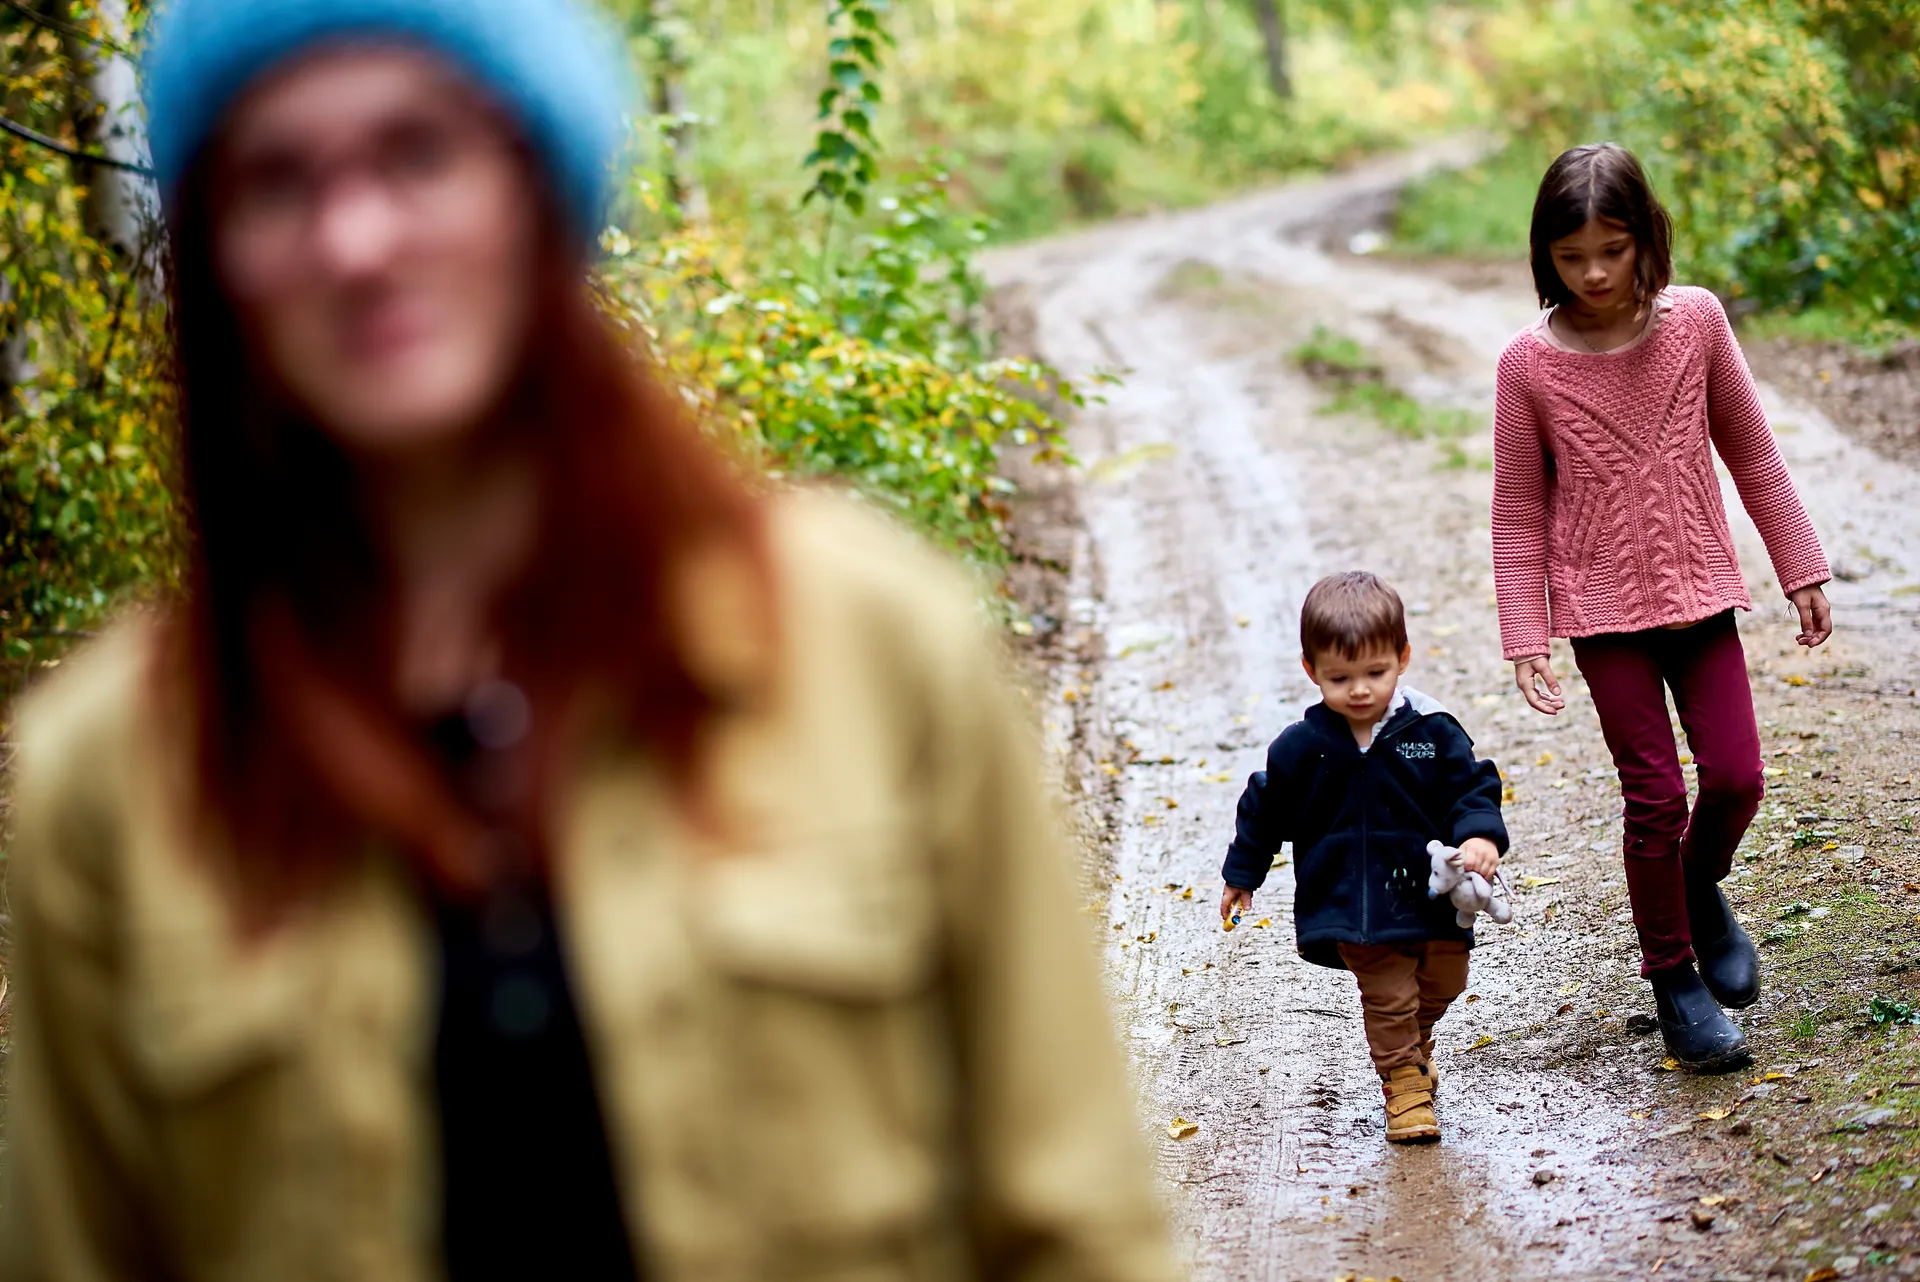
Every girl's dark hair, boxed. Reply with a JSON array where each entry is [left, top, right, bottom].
[[161, 146, 771, 918], [1529, 143, 1674, 309]]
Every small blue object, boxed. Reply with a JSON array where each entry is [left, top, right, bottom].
[[142, 0, 635, 243]]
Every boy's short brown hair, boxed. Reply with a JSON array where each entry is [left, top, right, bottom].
[[1300, 571, 1407, 665]]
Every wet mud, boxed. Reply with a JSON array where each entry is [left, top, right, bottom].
[[983, 152, 1920, 1281]]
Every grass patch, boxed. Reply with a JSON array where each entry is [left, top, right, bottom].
[[1155, 258, 1282, 314], [1739, 304, 1920, 356], [1391, 141, 1551, 261], [1787, 1010, 1821, 1042], [1288, 326, 1480, 466]]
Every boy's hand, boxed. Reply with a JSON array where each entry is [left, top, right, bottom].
[[1459, 837, 1501, 880], [1220, 886, 1252, 927], [1514, 656, 1565, 715]]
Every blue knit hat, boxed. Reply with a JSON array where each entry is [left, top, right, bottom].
[[142, 0, 633, 243]]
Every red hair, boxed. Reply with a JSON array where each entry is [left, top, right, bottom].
[[163, 160, 769, 914]]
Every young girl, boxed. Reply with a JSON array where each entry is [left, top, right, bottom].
[[1491, 143, 1832, 1072]]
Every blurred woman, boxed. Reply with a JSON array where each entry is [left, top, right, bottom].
[[1, 1, 1171, 1278]]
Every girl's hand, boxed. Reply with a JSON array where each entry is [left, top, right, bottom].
[[1790, 584, 1832, 648], [1220, 886, 1252, 926], [1458, 837, 1501, 880], [1514, 656, 1565, 715]]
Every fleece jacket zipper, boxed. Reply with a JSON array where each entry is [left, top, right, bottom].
[[1358, 708, 1421, 939]]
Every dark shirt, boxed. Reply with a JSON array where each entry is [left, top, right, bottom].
[[424, 709, 640, 1280], [1221, 688, 1509, 969]]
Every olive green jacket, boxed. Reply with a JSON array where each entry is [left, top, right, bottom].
[[2, 495, 1172, 1282]]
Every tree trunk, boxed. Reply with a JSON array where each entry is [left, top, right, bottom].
[[0, 270, 32, 421], [59, 0, 162, 285], [1249, 0, 1291, 101], [640, 0, 710, 224]]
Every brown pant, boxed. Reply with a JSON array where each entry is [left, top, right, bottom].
[[1335, 940, 1470, 1074]]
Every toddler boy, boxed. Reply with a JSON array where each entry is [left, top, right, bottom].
[[1220, 572, 1508, 1144]]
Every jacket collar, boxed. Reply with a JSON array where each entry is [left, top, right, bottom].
[[1301, 686, 1447, 753]]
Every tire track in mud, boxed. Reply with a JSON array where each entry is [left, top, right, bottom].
[[984, 153, 1920, 1281]]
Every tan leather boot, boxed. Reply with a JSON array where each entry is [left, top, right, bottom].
[[1381, 1065, 1440, 1144]]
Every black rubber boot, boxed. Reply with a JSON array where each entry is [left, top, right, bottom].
[[1687, 881, 1760, 1009], [1650, 961, 1751, 1072]]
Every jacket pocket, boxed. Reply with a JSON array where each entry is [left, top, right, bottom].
[[690, 833, 949, 1250], [694, 831, 941, 1001]]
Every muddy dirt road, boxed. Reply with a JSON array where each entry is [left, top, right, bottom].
[[983, 153, 1920, 1281]]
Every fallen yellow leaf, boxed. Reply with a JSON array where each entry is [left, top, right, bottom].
[[1464, 1035, 1494, 1051], [1660, 1057, 1683, 1071], [1204, 772, 1235, 784], [1180, 887, 1194, 900], [1753, 1072, 1791, 1084], [1698, 1109, 1733, 1121], [1098, 762, 1120, 776], [1699, 1195, 1729, 1207], [1536, 750, 1555, 766], [1062, 688, 1080, 703], [1167, 1117, 1199, 1140], [1806, 1266, 1839, 1281], [1785, 674, 1810, 687], [1517, 876, 1562, 890]]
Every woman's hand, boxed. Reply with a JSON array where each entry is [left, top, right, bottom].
[[1514, 655, 1565, 715], [1220, 886, 1252, 926], [1790, 584, 1832, 648], [1458, 837, 1501, 880]]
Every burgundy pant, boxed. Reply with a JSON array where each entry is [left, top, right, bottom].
[[1571, 612, 1765, 975]]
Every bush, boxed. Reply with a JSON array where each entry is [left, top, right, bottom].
[[1397, 0, 1920, 338], [599, 162, 1087, 574]]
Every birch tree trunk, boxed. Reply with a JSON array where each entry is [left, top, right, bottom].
[[0, 271, 32, 421], [1249, 0, 1291, 102], [60, 0, 162, 285], [641, 0, 711, 223]]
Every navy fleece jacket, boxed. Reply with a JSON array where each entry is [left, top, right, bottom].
[[1222, 688, 1509, 970]]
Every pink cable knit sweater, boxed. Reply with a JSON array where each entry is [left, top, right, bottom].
[[1492, 286, 1829, 660]]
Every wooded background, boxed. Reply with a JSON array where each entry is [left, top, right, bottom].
[[2, 0, 1915, 668]]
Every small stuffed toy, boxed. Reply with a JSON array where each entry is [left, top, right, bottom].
[[1426, 840, 1514, 929]]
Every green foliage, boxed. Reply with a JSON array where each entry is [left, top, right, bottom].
[[1393, 142, 1548, 261], [1627, 0, 1919, 325], [1787, 1010, 1821, 1041], [598, 165, 1087, 572], [1867, 996, 1920, 1028], [1, 3, 176, 658], [803, 0, 891, 224], [1396, 0, 1920, 338], [634, 0, 1490, 246]]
